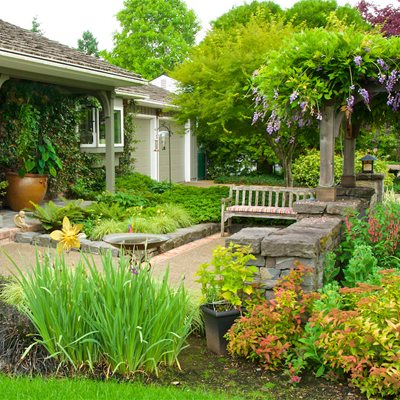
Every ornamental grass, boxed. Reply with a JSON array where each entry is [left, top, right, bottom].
[[12, 251, 194, 376]]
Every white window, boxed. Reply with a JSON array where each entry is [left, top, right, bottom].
[[80, 103, 124, 148]]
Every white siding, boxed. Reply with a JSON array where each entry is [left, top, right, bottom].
[[133, 118, 151, 176]]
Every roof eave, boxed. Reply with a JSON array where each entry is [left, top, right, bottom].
[[0, 49, 145, 89]]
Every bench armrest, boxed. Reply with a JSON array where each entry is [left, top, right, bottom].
[[221, 196, 232, 205]]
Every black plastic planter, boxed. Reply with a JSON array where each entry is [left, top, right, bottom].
[[200, 304, 241, 355]]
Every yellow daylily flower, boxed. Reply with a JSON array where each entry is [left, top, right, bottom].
[[50, 216, 83, 254]]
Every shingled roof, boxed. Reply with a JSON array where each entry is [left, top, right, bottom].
[[116, 83, 175, 107], [0, 19, 144, 88]]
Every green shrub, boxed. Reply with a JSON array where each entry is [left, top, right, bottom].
[[96, 191, 156, 208], [340, 199, 400, 270], [312, 270, 400, 398], [28, 199, 88, 231], [195, 243, 258, 308], [85, 202, 127, 221], [89, 219, 128, 240], [292, 149, 342, 187], [14, 251, 194, 375], [214, 174, 284, 186], [160, 185, 229, 223], [226, 265, 318, 371], [115, 172, 158, 192]]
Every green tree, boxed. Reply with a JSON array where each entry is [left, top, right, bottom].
[[211, 1, 282, 30], [285, 0, 366, 28], [77, 30, 99, 57], [31, 16, 43, 35], [103, 0, 199, 80], [253, 19, 400, 185], [172, 15, 297, 177]]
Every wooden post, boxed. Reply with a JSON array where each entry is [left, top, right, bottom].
[[316, 105, 343, 201]]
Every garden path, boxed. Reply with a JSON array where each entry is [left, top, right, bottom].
[[0, 234, 225, 295]]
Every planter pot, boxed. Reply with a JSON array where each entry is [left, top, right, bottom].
[[6, 171, 48, 211], [200, 303, 242, 355]]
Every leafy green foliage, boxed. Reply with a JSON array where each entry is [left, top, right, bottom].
[[211, 1, 283, 30], [226, 265, 318, 371], [172, 16, 295, 179], [160, 185, 229, 223], [292, 149, 343, 187], [196, 243, 259, 308], [0, 80, 100, 196], [285, 0, 366, 28], [214, 174, 284, 186], [28, 199, 88, 231], [340, 198, 400, 270], [88, 220, 129, 241], [311, 271, 400, 398], [88, 203, 192, 240], [103, 0, 199, 79], [14, 251, 194, 375], [342, 244, 379, 287], [77, 30, 99, 56], [96, 191, 155, 208]]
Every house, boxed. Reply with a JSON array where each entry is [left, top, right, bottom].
[[79, 80, 198, 183], [115, 82, 198, 183], [0, 19, 197, 187]]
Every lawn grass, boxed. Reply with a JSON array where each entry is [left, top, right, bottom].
[[0, 375, 243, 400]]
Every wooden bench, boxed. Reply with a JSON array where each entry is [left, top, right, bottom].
[[221, 185, 316, 235]]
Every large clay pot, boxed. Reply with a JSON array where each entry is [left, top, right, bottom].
[[6, 171, 48, 211]]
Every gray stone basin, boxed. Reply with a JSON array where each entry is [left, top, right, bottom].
[[103, 233, 170, 251]]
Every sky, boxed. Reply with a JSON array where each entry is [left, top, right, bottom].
[[0, 0, 397, 51]]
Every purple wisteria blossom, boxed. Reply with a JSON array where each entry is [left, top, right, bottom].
[[354, 56, 363, 66], [266, 111, 281, 134], [358, 88, 370, 105], [346, 95, 355, 111], [273, 89, 279, 99], [350, 84, 355, 91], [377, 59, 388, 70], [274, 136, 280, 143], [289, 137, 295, 144], [388, 92, 400, 111], [300, 101, 307, 112], [378, 73, 386, 84], [289, 90, 299, 103], [252, 111, 262, 125], [386, 70, 398, 92]]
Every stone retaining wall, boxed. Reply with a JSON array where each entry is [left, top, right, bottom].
[[227, 217, 343, 298], [15, 223, 220, 257]]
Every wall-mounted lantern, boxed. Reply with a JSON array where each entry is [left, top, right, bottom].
[[360, 154, 377, 174]]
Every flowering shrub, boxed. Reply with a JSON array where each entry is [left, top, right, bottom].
[[311, 270, 400, 398], [292, 149, 342, 187], [225, 265, 318, 372], [340, 198, 400, 269]]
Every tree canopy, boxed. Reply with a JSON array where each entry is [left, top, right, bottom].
[[103, 0, 200, 80], [253, 22, 400, 135], [77, 31, 99, 57], [285, 0, 366, 28], [172, 15, 298, 176]]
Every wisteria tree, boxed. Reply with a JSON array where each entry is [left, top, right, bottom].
[[252, 19, 400, 190]]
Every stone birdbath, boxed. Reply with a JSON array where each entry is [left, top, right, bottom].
[[103, 233, 169, 270]]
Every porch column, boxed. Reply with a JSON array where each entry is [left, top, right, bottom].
[[97, 91, 115, 192], [317, 105, 343, 201], [0, 74, 9, 89], [184, 120, 191, 182]]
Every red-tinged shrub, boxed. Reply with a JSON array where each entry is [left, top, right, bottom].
[[312, 270, 400, 398], [225, 264, 319, 371]]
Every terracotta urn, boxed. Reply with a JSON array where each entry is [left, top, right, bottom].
[[6, 171, 48, 211]]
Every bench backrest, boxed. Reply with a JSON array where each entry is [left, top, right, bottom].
[[229, 185, 315, 208]]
